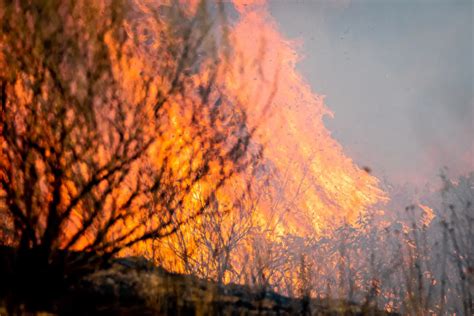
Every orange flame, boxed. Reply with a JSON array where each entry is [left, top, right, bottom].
[[137, 0, 388, 279], [222, 0, 386, 235], [0, 0, 388, 283]]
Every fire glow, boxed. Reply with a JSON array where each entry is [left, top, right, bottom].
[[0, 0, 388, 281], [126, 0, 388, 278]]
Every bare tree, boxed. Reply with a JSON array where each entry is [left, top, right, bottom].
[[159, 181, 257, 285], [0, 0, 259, 309], [440, 172, 474, 315]]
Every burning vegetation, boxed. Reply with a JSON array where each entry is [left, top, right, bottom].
[[0, 0, 472, 315]]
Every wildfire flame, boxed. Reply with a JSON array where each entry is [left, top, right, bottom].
[[0, 0, 387, 280], [224, 0, 386, 235], [131, 0, 387, 276], [2, 2, 469, 312]]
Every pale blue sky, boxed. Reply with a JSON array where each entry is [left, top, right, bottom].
[[269, 0, 473, 185]]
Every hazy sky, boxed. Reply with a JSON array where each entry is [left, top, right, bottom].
[[269, 0, 473, 185]]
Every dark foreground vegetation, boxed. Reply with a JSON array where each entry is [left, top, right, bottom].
[[0, 246, 394, 316]]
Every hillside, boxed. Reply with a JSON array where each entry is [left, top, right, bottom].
[[0, 249, 394, 315]]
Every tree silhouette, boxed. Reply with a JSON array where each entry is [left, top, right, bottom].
[[0, 0, 258, 309]]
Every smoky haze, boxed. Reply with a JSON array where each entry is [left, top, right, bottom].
[[269, 0, 473, 186]]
